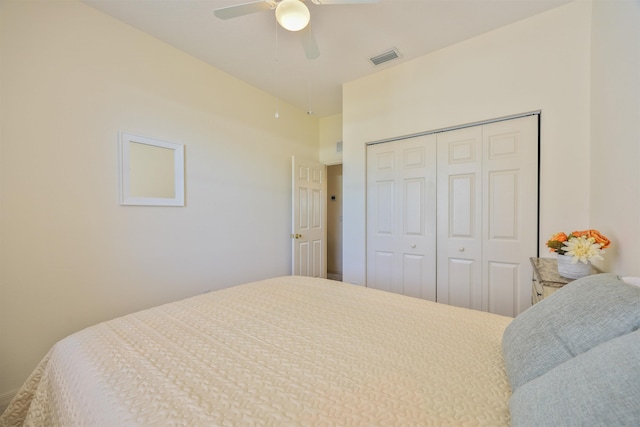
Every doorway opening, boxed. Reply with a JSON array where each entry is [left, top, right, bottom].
[[326, 164, 343, 281]]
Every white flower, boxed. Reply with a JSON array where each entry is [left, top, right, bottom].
[[562, 236, 605, 264]]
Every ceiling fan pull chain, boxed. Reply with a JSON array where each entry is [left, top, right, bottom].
[[274, 20, 280, 119]]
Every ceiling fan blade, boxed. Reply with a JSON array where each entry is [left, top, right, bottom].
[[311, 0, 378, 4], [214, 1, 275, 20], [300, 25, 320, 60]]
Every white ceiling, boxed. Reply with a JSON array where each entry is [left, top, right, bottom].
[[82, 0, 571, 117]]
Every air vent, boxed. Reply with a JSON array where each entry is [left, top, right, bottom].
[[370, 48, 401, 66]]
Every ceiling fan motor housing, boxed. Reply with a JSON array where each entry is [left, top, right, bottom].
[[275, 0, 310, 31]]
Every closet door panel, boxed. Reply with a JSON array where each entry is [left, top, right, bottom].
[[367, 145, 396, 293], [482, 116, 538, 315], [375, 180, 394, 234], [404, 178, 425, 235], [447, 257, 477, 309], [487, 261, 519, 317], [366, 135, 437, 301], [488, 170, 518, 239], [403, 253, 427, 298], [437, 126, 483, 310], [450, 174, 476, 237], [373, 251, 394, 293]]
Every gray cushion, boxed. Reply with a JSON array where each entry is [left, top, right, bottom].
[[502, 273, 640, 391], [509, 329, 640, 427]]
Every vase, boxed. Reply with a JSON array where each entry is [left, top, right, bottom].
[[557, 254, 590, 279]]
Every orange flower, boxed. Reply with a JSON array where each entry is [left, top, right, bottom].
[[550, 232, 568, 242], [546, 232, 568, 253], [572, 229, 611, 249], [587, 229, 611, 249]]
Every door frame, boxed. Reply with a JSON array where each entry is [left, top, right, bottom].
[[325, 163, 344, 280]]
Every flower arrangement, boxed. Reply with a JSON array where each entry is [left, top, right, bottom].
[[546, 229, 611, 264]]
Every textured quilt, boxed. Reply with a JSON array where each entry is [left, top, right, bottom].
[[0, 276, 512, 426]]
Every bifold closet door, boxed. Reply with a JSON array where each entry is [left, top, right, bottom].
[[436, 126, 483, 311], [366, 135, 437, 301], [481, 117, 538, 316], [437, 115, 538, 316]]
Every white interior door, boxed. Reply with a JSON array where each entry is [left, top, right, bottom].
[[366, 135, 437, 301], [292, 156, 326, 277]]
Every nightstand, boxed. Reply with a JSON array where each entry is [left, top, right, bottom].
[[530, 257, 599, 304]]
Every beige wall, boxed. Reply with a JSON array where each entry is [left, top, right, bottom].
[[589, 0, 640, 275], [0, 0, 318, 399], [319, 114, 343, 165], [342, 1, 595, 285]]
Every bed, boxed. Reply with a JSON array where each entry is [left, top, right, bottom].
[[1, 274, 639, 426]]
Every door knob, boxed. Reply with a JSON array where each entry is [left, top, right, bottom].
[[411, 244, 416, 248], [458, 247, 465, 252], [290, 233, 303, 239]]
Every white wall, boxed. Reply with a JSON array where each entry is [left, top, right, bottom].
[[0, 1, 318, 399], [589, 0, 640, 275], [342, 1, 593, 285]]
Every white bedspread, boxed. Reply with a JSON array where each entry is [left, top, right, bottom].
[[1, 276, 513, 426]]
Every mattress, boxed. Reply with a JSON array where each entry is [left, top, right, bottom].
[[0, 276, 513, 426]]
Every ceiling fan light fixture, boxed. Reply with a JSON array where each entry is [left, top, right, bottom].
[[276, 0, 310, 32]]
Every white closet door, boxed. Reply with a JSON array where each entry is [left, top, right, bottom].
[[436, 126, 483, 310], [366, 115, 538, 316], [437, 116, 538, 316], [482, 116, 538, 316], [366, 135, 437, 301]]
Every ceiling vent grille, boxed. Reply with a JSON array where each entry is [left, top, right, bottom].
[[370, 48, 400, 66]]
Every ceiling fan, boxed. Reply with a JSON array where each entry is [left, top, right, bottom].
[[214, 0, 379, 60]]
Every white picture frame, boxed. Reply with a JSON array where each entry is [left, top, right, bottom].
[[119, 132, 185, 206]]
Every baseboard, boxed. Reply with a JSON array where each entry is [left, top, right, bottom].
[[326, 273, 343, 281], [0, 389, 17, 414]]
